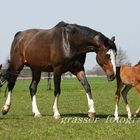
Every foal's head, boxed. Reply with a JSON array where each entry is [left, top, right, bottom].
[[96, 36, 117, 81]]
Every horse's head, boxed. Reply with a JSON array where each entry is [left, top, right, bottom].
[[96, 36, 117, 81]]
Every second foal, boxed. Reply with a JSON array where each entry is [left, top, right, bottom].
[[114, 62, 140, 120]]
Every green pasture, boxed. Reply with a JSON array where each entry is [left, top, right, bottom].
[[0, 77, 140, 140]]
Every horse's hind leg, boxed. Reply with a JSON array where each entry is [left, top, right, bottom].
[[29, 70, 41, 117], [1, 82, 16, 115], [47, 72, 52, 90], [121, 85, 132, 119], [1, 67, 22, 115]]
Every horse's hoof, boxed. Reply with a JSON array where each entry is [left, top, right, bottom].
[[114, 117, 119, 121], [1, 105, 9, 115], [53, 115, 61, 120], [88, 112, 96, 119], [34, 114, 42, 118], [128, 116, 132, 120]]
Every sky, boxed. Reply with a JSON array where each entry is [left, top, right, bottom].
[[0, 0, 140, 70]]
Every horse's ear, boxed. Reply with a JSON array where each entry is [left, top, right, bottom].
[[111, 36, 115, 42]]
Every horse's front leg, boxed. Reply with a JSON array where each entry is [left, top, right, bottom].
[[121, 85, 132, 119], [75, 71, 95, 119], [53, 70, 61, 119], [29, 70, 41, 117]]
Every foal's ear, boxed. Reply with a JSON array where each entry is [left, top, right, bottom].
[[111, 36, 115, 42]]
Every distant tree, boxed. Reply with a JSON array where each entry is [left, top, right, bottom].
[[116, 47, 130, 66], [86, 64, 104, 75]]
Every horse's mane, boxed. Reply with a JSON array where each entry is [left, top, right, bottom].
[[69, 24, 99, 39], [54, 21, 117, 51], [69, 24, 116, 51], [54, 21, 98, 38], [55, 21, 68, 28]]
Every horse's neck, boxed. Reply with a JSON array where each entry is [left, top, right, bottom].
[[76, 45, 97, 55], [64, 28, 99, 56], [69, 37, 97, 55]]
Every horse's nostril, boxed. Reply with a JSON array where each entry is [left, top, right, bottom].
[[107, 73, 115, 81]]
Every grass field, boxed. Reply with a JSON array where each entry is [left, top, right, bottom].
[[0, 77, 140, 140]]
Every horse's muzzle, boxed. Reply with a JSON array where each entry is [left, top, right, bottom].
[[107, 73, 115, 81]]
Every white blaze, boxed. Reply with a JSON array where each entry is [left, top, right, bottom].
[[107, 49, 116, 76]]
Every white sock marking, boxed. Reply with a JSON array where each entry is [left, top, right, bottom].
[[53, 96, 60, 117], [32, 95, 41, 116], [114, 104, 119, 120], [126, 104, 131, 119], [86, 93, 95, 113], [5, 91, 12, 106], [3, 91, 12, 112]]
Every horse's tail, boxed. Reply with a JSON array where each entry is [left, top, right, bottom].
[[0, 31, 22, 88], [0, 59, 11, 87]]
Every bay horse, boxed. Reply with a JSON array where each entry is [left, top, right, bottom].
[[0, 21, 117, 119], [114, 62, 140, 120]]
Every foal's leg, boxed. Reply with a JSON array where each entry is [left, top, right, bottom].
[[114, 74, 123, 120], [53, 70, 61, 119], [75, 71, 95, 119], [134, 84, 140, 117], [114, 88, 121, 120], [29, 70, 41, 117], [121, 85, 132, 119]]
